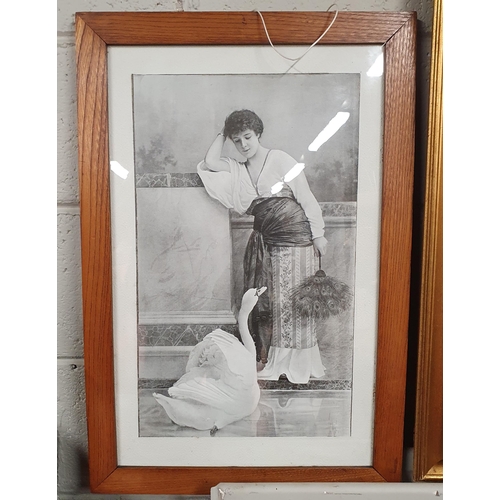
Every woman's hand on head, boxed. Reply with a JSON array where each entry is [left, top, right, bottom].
[[312, 236, 328, 257], [204, 131, 230, 171]]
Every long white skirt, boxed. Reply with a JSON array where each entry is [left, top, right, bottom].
[[257, 345, 325, 384], [257, 245, 326, 383]]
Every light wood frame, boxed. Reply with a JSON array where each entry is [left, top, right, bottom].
[[75, 11, 416, 495], [413, 0, 443, 482]]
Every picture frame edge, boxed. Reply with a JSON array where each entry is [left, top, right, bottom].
[[75, 10, 418, 494]]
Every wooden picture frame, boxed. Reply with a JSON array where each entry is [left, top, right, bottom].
[[75, 11, 416, 495], [413, 0, 443, 482]]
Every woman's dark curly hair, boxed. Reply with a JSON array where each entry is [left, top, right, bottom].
[[223, 109, 264, 139]]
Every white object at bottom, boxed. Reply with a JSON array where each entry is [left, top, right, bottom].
[[212, 482, 443, 500]]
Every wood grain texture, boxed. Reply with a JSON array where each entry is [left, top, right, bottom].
[[75, 11, 417, 494], [95, 467, 384, 495], [76, 11, 413, 45], [413, 0, 443, 482], [75, 15, 117, 490], [372, 13, 417, 482]]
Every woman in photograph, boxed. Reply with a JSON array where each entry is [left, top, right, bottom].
[[197, 109, 328, 384]]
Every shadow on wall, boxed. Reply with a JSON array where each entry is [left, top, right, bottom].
[[57, 431, 89, 494]]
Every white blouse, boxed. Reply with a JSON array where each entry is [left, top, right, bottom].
[[197, 150, 325, 239]]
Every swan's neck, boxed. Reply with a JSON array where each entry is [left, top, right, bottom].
[[238, 308, 256, 357]]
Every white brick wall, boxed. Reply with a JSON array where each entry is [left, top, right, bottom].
[[57, 41, 79, 204], [56, 1, 432, 497], [57, 210, 83, 358]]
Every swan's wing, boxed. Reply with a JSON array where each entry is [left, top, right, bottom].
[[173, 329, 256, 414], [169, 376, 242, 414], [185, 337, 226, 375], [205, 329, 255, 381], [205, 329, 245, 351], [185, 329, 254, 381]]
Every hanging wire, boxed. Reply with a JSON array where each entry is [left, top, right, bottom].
[[255, 6, 339, 67]]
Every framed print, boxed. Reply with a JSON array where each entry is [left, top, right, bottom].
[[76, 11, 416, 495], [413, 0, 443, 482]]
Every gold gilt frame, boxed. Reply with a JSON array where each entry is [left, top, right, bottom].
[[413, 0, 443, 482]]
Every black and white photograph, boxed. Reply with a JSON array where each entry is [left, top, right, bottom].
[[133, 72, 360, 439]]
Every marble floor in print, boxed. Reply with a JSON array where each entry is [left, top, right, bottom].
[[139, 387, 351, 438]]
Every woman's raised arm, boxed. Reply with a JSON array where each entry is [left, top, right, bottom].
[[204, 132, 231, 172]]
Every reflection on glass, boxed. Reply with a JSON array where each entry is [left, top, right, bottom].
[[366, 53, 384, 77], [284, 162, 305, 182], [308, 112, 350, 152], [270, 181, 284, 195], [110, 160, 129, 179], [271, 162, 305, 194]]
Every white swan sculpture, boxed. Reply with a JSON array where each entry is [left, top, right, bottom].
[[153, 287, 266, 435]]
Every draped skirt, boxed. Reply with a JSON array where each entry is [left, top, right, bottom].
[[243, 195, 326, 382]]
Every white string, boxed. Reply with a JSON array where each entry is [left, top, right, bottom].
[[255, 8, 339, 65]]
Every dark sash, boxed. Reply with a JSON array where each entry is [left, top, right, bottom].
[[243, 195, 313, 363]]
